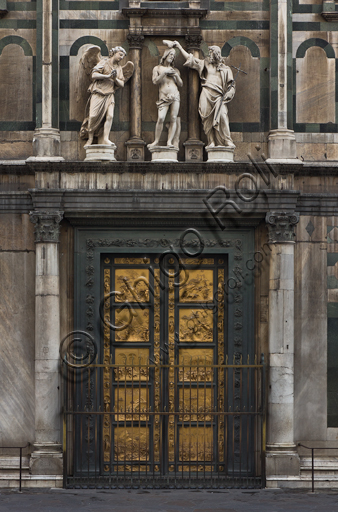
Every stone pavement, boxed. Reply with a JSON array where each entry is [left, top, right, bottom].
[[0, 488, 338, 512]]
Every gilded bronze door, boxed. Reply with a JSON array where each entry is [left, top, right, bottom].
[[100, 253, 228, 477]]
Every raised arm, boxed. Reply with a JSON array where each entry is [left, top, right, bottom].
[[173, 41, 190, 61]]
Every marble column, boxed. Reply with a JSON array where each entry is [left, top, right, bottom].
[[268, 0, 298, 161], [125, 33, 146, 161], [29, 210, 64, 475], [265, 211, 300, 483], [27, 0, 64, 161], [183, 35, 204, 162]]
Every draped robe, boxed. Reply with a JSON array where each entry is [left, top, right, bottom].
[[183, 54, 235, 147], [80, 59, 124, 140]]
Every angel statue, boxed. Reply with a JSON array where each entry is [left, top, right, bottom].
[[78, 45, 134, 147]]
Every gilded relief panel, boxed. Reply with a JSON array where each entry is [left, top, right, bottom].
[[114, 348, 149, 381], [179, 309, 213, 342], [114, 427, 149, 462], [115, 308, 149, 342], [179, 269, 214, 303], [115, 269, 150, 303], [114, 388, 149, 421], [179, 388, 213, 421], [179, 427, 213, 462], [178, 349, 214, 382]]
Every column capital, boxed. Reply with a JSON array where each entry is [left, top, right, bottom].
[[29, 210, 64, 243], [265, 211, 299, 243], [185, 34, 202, 51], [127, 33, 144, 50]]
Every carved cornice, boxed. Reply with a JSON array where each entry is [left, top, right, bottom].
[[321, 11, 338, 21], [29, 210, 64, 243], [127, 33, 144, 50], [185, 34, 202, 51], [265, 211, 299, 243]]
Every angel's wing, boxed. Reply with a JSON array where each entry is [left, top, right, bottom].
[[122, 61, 134, 84], [75, 46, 103, 117]]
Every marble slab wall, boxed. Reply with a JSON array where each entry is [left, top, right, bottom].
[[0, 214, 35, 445]]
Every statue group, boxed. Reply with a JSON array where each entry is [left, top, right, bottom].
[[79, 40, 240, 162]]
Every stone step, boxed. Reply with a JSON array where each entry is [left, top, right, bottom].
[[300, 456, 338, 474]]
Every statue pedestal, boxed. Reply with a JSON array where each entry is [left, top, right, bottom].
[[184, 139, 204, 162], [206, 146, 235, 162], [149, 146, 178, 163], [84, 144, 117, 162], [125, 137, 146, 161]]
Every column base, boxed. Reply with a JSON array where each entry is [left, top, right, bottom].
[[125, 137, 146, 161], [266, 444, 300, 477], [206, 145, 234, 162], [27, 128, 64, 162], [184, 139, 204, 162], [29, 443, 63, 476], [84, 144, 117, 162], [268, 129, 298, 160], [149, 146, 178, 163]]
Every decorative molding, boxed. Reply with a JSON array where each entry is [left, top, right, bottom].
[[265, 211, 300, 243], [29, 210, 64, 243], [127, 33, 144, 50], [86, 237, 243, 251]]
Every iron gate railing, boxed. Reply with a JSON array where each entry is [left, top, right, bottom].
[[63, 357, 266, 489]]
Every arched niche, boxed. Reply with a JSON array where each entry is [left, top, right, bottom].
[[69, 37, 108, 122], [0, 42, 33, 122], [296, 44, 335, 124], [223, 45, 260, 124]]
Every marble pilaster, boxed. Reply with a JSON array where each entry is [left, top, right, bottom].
[[29, 210, 63, 475], [268, 0, 297, 161], [125, 34, 146, 161], [265, 211, 300, 481], [183, 35, 204, 162], [27, 0, 63, 161]]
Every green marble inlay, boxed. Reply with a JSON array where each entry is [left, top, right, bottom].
[[7, 1, 36, 10], [0, 121, 35, 130], [328, 302, 338, 317], [293, 22, 320, 30], [0, 19, 36, 28], [35, 0, 42, 128], [144, 39, 159, 58], [209, 0, 268, 11], [70, 36, 108, 56], [296, 38, 335, 59], [60, 0, 119, 8], [60, 19, 129, 29], [328, 275, 338, 289], [222, 36, 260, 58], [0, 35, 33, 56], [200, 20, 268, 30]]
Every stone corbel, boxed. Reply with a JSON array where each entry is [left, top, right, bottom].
[[29, 210, 64, 243], [322, 0, 338, 20], [265, 211, 300, 243]]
